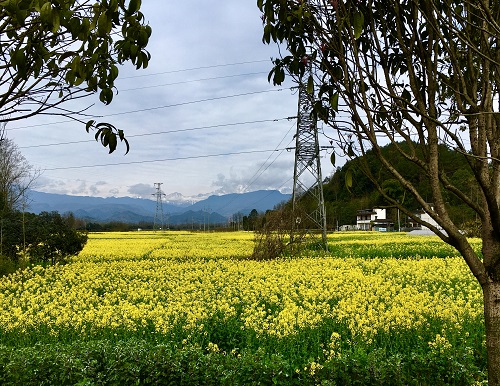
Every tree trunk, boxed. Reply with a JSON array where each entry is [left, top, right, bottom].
[[484, 281, 500, 385]]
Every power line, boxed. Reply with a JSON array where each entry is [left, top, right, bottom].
[[203, 120, 298, 216], [43, 148, 287, 171], [119, 71, 268, 92], [104, 89, 283, 117], [18, 117, 294, 149], [119, 60, 271, 79], [241, 121, 296, 191], [35, 122, 299, 201], [213, 144, 294, 216], [8, 89, 284, 130]]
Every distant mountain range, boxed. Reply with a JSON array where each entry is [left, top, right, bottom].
[[26, 190, 291, 225]]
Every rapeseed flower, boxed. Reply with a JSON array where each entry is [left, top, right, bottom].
[[0, 231, 482, 345]]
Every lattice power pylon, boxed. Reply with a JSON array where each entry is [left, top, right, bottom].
[[152, 182, 166, 231], [291, 64, 328, 249]]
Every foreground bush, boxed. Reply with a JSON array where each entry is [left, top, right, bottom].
[[0, 325, 486, 386]]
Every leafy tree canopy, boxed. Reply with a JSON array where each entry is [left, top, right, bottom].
[[0, 0, 152, 153], [259, 0, 500, 381], [1, 210, 87, 266]]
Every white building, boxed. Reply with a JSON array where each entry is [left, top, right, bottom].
[[356, 208, 392, 231], [414, 207, 442, 230]]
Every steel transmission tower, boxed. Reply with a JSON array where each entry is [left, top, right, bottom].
[[152, 183, 165, 231], [291, 62, 328, 249]]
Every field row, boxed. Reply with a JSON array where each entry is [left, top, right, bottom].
[[0, 231, 487, 384], [0, 232, 482, 342]]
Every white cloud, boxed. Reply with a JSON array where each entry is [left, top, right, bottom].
[[128, 183, 155, 198]]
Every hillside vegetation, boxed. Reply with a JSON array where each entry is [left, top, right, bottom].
[[322, 143, 478, 229]]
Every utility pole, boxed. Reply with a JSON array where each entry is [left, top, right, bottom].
[[152, 183, 165, 231], [203, 207, 211, 232], [291, 57, 328, 250]]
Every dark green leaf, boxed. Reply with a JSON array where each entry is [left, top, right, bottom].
[[332, 66, 343, 81], [263, 24, 272, 44], [51, 8, 60, 32], [58, 51, 75, 64], [330, 92, 339, 111], [137, 28, 149, 47], [73, 76, 84, 86], [123, 138, 130, 154], [128, 0, 141, 14], [345, 168, 353, 191], [102, 133, 109, 147], [353, 10, 364, 39], [40, 2, 52, 24], [274, 68, 285, 85], [99, 88, 113, 104], [108, 133, 117, 153], [110, 65, 119, 81], [97, 13, 112, 36], [140, 51, 149, 69], [267, 68, 275, 83], [86, 120, 95, 133], [347, 143, 355, 157], [402, 89, 411, 102]]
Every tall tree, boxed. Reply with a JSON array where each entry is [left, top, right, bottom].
[[0, 125, 38, 213], [0, 0, 152, 153], [259, 0, 500, 382]]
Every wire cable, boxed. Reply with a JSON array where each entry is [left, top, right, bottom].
[[8, 89, 284, 130], [43, 148, 287, 171], [208, 121, 296, 214], [119, 60, 271, 79], [18, 117, 294, 149], [119, 71, 268, 92]]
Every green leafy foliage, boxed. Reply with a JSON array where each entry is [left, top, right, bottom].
[[329, 92, 339, 111], [0, 210, 87, 267], [322, 142, 478, 228], [86, 120, 130, 154], [0, 0, 152, 153], [0, 327, 486, 385]]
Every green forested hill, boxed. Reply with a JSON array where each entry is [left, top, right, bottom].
[[321, 142, 477, 229]]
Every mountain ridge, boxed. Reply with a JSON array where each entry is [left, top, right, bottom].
[[26, 189, 290, 224]]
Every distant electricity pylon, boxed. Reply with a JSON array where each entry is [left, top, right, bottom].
[[291, 59, 328, 250], [152, 182, 165, 231]]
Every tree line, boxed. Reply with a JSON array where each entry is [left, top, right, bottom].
[[0, 128, 87, 276]]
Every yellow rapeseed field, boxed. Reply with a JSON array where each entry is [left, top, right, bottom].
[[0, 231, 482, 344]]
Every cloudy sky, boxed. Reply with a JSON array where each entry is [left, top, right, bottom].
[[7, 0, 337, 200]]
